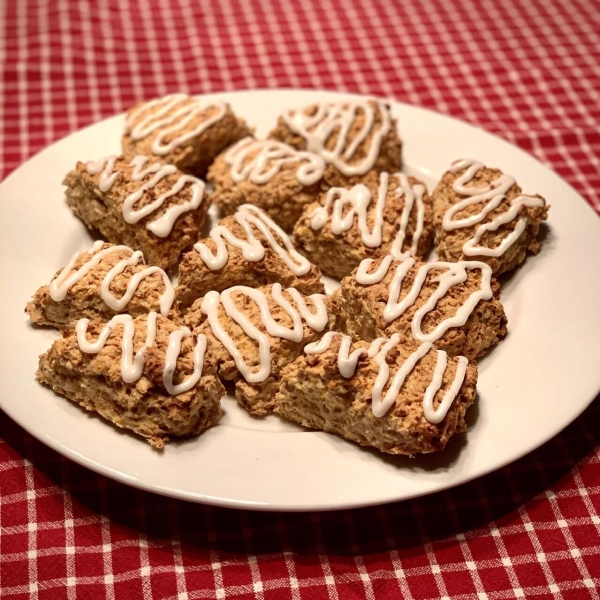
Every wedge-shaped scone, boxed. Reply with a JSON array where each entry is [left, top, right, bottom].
[[63, 154, 211, 270], [274, 332, 477, 455], [37, 312, 224, 448], [122, 93, 252, 177], [26, 242, 176, 329], [269, 99, 402, 179], [433, 159, 549, 276], [185, 283, 332, 416], [175, 204, 324, 313], [208, 137, 327, 232], [293, 171, 433, 279], [332, 255, 507, 360]]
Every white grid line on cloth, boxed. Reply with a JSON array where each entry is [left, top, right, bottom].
[[57, 0, 79, 134], [377, 507, 415, 600], [94, 0, 126, 115], [75, 0, 103, 124], [2, 542, 600, 570], [100, 513, 116, 600], [237, 2, 280, 89], [2, 569, 599, 599], [62, 461, 77, 600], [37, 0, 54, 148], [135, 491, 153, 600], [344, 512, 376, 600], [175, 0, 213, 94], [168, 501, 189, 600], [444, 490, 488, 597], [295, 1, 347, 91], [254, 0, 303, 89], [220, 0, 263, 89], [23, 458, 39, 600], [15, 0, 29, 164], [202, 2, 236, 92], [115, 0, 147, 105], [274, 0, 327, 90], [137, 0, 169, 97], [504, 467, 566, 600], [310, 514, 339, 600], [275, 514, 302, 600], [238, 511, 266, 600], [411, 498, 450, 598], [155, 0, 190, 95]]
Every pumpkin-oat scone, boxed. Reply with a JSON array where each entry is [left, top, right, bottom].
[[184, 283, 333, 416], [26, 242, 176, 330], [433, 159, 549, 276], [293, 171, 434, 279], [175, 204, 324, 313], [122, 93, 252, 177], [269, 98, 402, 180], [207, 137, 327, 232], [332, 254, 507, 360], [63, 154, 210, 270], [37, 312, 225, 448], [274, 332, 477, 455]]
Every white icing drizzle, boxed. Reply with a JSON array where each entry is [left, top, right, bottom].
[[444, 159, 545, 257], [355, 256, 493, 343], [162, 327, 207, 395], [49, 241, 174, 316], [125, 93, 227, 155], [75, 311, 207, 395], [125, 156, 205, 237], [200, 283, 328, 383], [281, 99, 391, 176], [305, 331, 386, 378], [194, 204, 311, 275], [224, 137, 326, 187], [85, 155, 205, 238], [309, 172, 425, 257], [304, 332, 468, 423], [86, 155, 119, 192]]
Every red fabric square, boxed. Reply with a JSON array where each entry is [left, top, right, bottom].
[[74, 550, 105, 578], [37, 554, 67, 583]]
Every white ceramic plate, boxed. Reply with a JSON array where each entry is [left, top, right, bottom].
[[1, 90, 599, 511]]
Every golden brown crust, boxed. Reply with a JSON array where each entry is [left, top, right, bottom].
[[274, 335, 477, 455], [122, 98, 252, 178], [332, 257, 507, 360], [268, 101, 402, 176], [184, 285, 335, 416], [432, 164, 549, 275], [63, 156, 210, 270], [175, 213, 324, 314], [36, 314, 224, 448], [292, 173, 434, 279], [207, 139, 326, 232], [25, 243, 177, 330]]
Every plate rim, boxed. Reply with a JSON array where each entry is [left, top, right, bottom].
[[1, 88, 599, 512]]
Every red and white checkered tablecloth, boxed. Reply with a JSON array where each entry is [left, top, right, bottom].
[[1, 0, 599, 598]]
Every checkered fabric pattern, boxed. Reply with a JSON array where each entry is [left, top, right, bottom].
[[1, 0, 599, 598]]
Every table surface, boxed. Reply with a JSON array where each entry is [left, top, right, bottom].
[[1, 0, 599, 598]]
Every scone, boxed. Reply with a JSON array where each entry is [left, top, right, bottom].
[[269, 99, 402, 179], [64, 154, 211, 270], [274, 332, 477, 455], [26, 241, 176, 330], [175, 204, 324, 313], [433, 159, 549, 276], [293, 171, 434, 279], [122, 93, 252, 177], [332, 255, 507, 360], [37, 312, 225, 448], [184, 283, 332, 416], [208, 137, 327, 231]]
